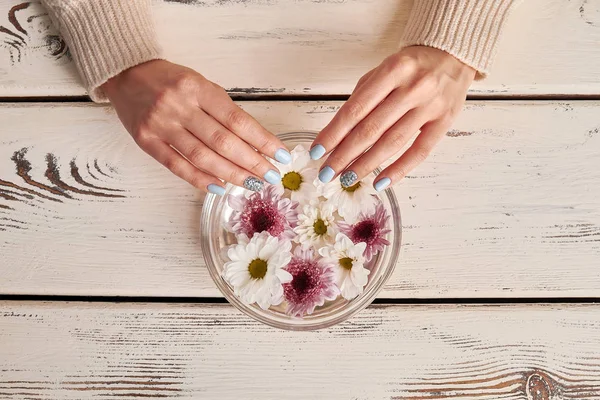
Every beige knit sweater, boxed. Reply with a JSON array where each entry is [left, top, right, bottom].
[[41, 0, 518, 102]]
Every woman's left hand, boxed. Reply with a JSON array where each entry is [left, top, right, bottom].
[[310, 46, 476, 191]]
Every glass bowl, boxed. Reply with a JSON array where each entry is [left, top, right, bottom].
[[201, 131, 401, 330]]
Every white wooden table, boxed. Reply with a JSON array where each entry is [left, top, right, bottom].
[[1, 0, 600, 398]]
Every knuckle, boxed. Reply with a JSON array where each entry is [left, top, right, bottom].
[[248, 157, 263, 173], [430, 97, 447, 112], [415, 75, 439, 93], [389, 131, 410, 149], [386, 54, 415, 75], [188, 145, 207, 165], [211, 130, 235, 153], [171, 73, 195, 93], [327, 153, 347, 169], [226, 169, 242, 184], [132, 121, 153, 145], [355, 120, 381, 141], [226, 108, 250, 132], [149, 90, 173, 118], [392, 166, 408, 181], [413, 145, 432, 162], [258, 136, 274, 154], [189, 174, 206, 189], [345, 100, 366, 120], [163, 157, 181, 174]]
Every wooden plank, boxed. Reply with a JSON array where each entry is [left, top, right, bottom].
[[0, 0, 599, 97], [1, 302, 600, 399], [1, 101, 599, 298]]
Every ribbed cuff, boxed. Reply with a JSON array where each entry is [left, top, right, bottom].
[[401, 0, 519, 79], [41, 0, 162, 102]]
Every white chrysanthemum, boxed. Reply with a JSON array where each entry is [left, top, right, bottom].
[[318, 233, 369, 300], [294, 202, 338, 250], [320, 173, 378, 223], [223, 232, 293, 310], [273, 145, 319, 205]]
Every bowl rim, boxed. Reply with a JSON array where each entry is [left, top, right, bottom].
[[201, 131, 402, 331]]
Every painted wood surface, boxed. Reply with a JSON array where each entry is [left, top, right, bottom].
[[0, 0, 600, 97], [1, 302, 600, 399], [1, 101, 599, 298]]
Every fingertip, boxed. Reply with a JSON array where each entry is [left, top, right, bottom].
[[274, 148, 292, 165], [318, 166, 335, 184], [207, 183, 226, 196], [374, 177, 391, 192], [310, 144, 326, 160], [264, 169, 282, 185]]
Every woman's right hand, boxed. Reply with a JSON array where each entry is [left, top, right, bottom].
[[101, 60, 291, 195]]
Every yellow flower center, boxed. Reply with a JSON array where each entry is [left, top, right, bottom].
[[248, 259, 268, 279], [343, 181, 361, 193], [313, 218, 327, 236], [339, 257, 353, 270], [282, 171, 303, 191]]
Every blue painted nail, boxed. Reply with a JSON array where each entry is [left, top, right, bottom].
[[374, 177, 391, 192], [318, 166, 335, 184], [310, 144, 326, 160], [264, 169, 282, 185], [274, 148, 292, 165], [207, 184, 226, 196]]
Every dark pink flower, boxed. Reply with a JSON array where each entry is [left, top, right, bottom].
[[338, 203, 391, 261], [283, 247, 339, 317], [227, 184, 299, 240]]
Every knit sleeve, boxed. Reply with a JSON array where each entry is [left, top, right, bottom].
[[40, 0, 162, 102], [401, 0, 520, 79]]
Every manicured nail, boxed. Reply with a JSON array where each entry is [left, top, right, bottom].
[[274, 148, 292, 165], [244, 176, 264, 192], [374, 177, 391, 192], [207, 184, 226, 196], [310, 144, 326, 160], [340, 171, 358, 188], [264, 169, 282, 185], [318, 166, 335, 184]]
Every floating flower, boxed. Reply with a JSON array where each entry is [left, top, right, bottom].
[[321, 173, 378, 223], [283, 247, 339, 317], [273, 145, 319, 205], [294, 202, 338, 250], [223, 232, 293, 310], [319, 233, 369, 300], [338, 203, 391, 261], [228, 184, 299, 240]]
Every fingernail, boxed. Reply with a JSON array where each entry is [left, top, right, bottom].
[[340, 171, 358, 188], [274, 148, 292, 165], [264, 169, 281, 185], [244, 176, 264, 192], [374, 177, 391, 192], [310, 144, 326, 160], [207, 184, 226, 196], [318, 166, 335, 184]]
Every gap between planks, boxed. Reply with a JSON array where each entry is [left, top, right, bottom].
[[3, 94, 600, 103], [1, 294, 600, 305]]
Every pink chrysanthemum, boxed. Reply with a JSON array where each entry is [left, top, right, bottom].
[[228, 184, 299, 240], [283, 247, 339, 317], [338, 203, 391, 261]]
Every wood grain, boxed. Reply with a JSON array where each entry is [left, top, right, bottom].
[[1, 101, 599, 298], [1, 302, 600, 399], [0, 0, 599, 97]]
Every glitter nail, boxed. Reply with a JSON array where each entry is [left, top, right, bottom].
[[340, 171, 358, 188], [244, 176, 264, 192]]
